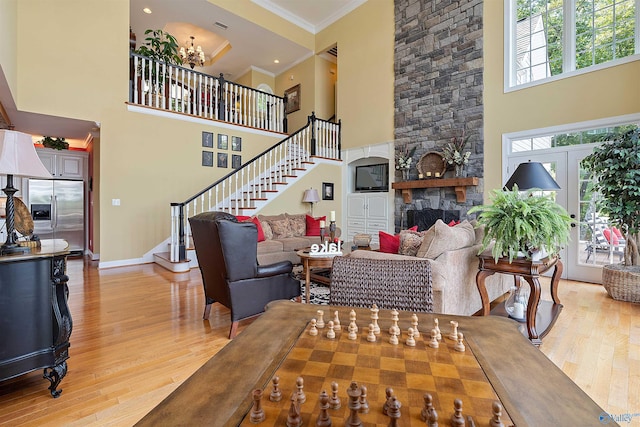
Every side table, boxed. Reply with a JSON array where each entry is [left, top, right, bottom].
[[476, 251, 563, 346]]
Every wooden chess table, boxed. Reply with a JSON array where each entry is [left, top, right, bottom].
[[136, 301, 615, 426]]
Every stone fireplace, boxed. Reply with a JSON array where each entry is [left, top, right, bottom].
[[407, 208, 460, 231]]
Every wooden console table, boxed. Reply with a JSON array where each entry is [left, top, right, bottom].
[[0, 239, 72, 397], [476, 251, 563, 346], [392, 177, 479, 203]]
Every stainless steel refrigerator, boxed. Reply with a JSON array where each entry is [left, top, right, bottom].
[[28, 179, 85, 255]]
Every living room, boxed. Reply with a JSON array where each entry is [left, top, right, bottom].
[[1, 0, 639, 425]]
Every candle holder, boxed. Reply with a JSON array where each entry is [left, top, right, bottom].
[[329, 221, 337, 242], [319, 227, 326, 243]]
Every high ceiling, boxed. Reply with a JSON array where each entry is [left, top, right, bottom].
[[1, 0, 365, 145]]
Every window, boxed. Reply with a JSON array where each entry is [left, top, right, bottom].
[[508, 0, 638, 88]]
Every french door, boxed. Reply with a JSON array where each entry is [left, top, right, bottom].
[[507, 146, 604, 283]]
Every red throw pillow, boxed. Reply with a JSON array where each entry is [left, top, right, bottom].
[[379, 226, 418, 254], [235, 215, 265, 242], [603, 228, 619, 245], [305, 215, 326, 236], [612, 226, 624, 239], [447, 220, 461, 227]]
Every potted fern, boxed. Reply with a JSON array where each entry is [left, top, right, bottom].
[[468, 186, 572, 263], [581, 127, 640, 301]]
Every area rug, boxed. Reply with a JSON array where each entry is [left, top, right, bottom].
[[293, 266, 329, 305]]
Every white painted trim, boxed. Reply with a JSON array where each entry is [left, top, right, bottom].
[[126, 104, 285, 138], [314, 0, 368, 32], [251, 65, 275, 78], [277, 51, 315, 75], [209, 40, 231, 60], [98, 257, 151, 269]]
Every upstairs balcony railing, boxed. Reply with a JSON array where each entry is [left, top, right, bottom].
[[129, 52, 287, 133]]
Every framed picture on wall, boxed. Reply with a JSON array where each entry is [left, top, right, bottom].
[[202, 131, 214, 148], [284, 84, 300, 114], [232, 154, 241, 169], [218, 152, 228, 168], [322, 182, 334, 200], [232, 136, 242, 151], [218, 134, 228, 150], [202, 151, 213, 167]]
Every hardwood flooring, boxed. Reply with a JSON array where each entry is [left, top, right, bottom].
[[0, 258, 639, 426]]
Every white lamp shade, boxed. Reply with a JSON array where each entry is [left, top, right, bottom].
[[302, 188, 320, 203], [0, 130, 52, 179]]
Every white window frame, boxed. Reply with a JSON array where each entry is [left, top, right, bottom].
[[504, 0, 640, 92]]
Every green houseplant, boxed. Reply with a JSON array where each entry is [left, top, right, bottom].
[[133, 29, 183, 66], [39, 136, 69, 150], [469, 186, 572, 263], [581, 127, 640, 302]]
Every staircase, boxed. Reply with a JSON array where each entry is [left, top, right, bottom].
[[153, 113, 342, 272]]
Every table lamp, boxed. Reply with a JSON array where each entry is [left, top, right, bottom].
[[0, 130, 53, 255], [504, 161, 561, 191], [302, 188, 320, 215]]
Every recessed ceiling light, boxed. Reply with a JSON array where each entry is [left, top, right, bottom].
[[274, 59, 280, 64], [143, 7, 152, 14]]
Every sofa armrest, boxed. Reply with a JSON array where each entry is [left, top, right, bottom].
[[256, 261, 293, 277]]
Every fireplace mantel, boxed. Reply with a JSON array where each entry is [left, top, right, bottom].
[[392, 177, 479, 203]]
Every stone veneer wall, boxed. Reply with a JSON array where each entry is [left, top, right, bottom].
[[394, 0, 484, 230]]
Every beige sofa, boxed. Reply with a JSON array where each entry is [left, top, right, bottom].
[[347, 220, 510, 316], [255, 213, 341, 265]]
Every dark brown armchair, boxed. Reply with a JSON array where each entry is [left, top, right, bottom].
[[189, 211, 301, 338]]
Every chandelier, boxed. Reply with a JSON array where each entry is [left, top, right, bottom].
[[180, 36, 205, 69]]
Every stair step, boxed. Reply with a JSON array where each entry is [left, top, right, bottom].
[[153, 252, 191, 273]]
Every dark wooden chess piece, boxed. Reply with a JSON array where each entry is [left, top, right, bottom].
[[421, 392, 433, 421], [249, 389, 265, 423], [428, 407, 439, 427], [382, 387, 394, 415], [329, 381, 341, 409], [286, 393, 302, 427], [270, 375, 282, 402], [296, 376, 306, 404], [387, 396, 401, 427], [345, 381, 362, 427], [490, 401, 505, 427], [358, 384, 369, 414], [451, 398, 465, 427], [315, 390, 332, 427]]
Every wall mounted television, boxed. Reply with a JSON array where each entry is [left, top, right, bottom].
[[354, 163, 389, 192]]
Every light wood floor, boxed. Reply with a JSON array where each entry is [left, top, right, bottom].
[[0, 258, 639, 426]]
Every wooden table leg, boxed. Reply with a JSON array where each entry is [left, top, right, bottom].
[[550, 260, 563, 305], [304, 259, 311, 304], [523, 276, 542, 346], [475, 270, 496, 316]]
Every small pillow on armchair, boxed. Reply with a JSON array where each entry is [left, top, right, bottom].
[[416, 219, 475, 259]]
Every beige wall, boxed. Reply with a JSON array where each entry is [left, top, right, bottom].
[[483, 1, 640, 193], [0, 0, 17, 97], [316, 0, 395, 150], [275, 56, 315, 131], [314, 57, 337, 121], [235, 68, 276, 92]]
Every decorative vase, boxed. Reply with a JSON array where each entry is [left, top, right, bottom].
[[402, 169, 410, 181], [454, 164, 465, 177]]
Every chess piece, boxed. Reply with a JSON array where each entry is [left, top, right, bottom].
[[317, 310, 325, 328], [490, 401, 505, 427], [327, 321, 336, 339], [434, 318, 442, 341], [333, 310, 341, 332], [348, 321, 358, 340], [389, 326, 399, 345], [406, 327, 416, 347], [382, 387, 394, 415], [371, 304, 380, 334], [389, 309, 399, 335], [428, 328, 439, 349], [345, 381, 362, 426], [449, 320, 459, 341], [286, 393, 302, 427], [386, 396, 401, 427], [309, 318, 319, 336], [315, 390, 332, 427], [411, 313, 420, 337], [349, 310, 358, 333], [270, 375, 282, 402], [358, 384, 369, 414], [250, 389, 265, 423], [296, 376, 306, 404], [428, 407, 439, 427], [454, 332, 466, 352], [421, 393, 433, 422], [329, 381, 341, 409], [451, 398, 465, 427], [367, 323, 376, 342]]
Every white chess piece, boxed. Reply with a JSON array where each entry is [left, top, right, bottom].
[[367, 323, 376, 342], [454, 332, 465, 352], [406, 327, 416, 347], [327, 321, 336, 339], [411, 313, 420, 338], [428, 328, 439, 349], [371, 304, 381, 335], [333, 310, 341, 332], [309, 318, 318, 336], [434, 318, 442, 341], [316, 310, 325, 328]]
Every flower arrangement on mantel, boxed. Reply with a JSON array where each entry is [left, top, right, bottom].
[[395, 143, 416, 179], [442, 131, 470, 176]]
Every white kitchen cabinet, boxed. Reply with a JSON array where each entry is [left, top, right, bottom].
[[36, 148, 87, 179], [346, 192, 390, 245]]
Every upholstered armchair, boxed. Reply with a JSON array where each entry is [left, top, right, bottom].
[[189, 211, 301, 338]]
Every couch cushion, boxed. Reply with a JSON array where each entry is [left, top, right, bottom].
[[278, 237, 312, 252], [398, 229, 428, 256], [257, 239, 283, 254], [305, 214, 326, 236], [235, 216, 265, 242], [379, 226, 418, 254], [286, 214, 306, 237], [416, 219, 475, 259], [268, 218, 295, 239]]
